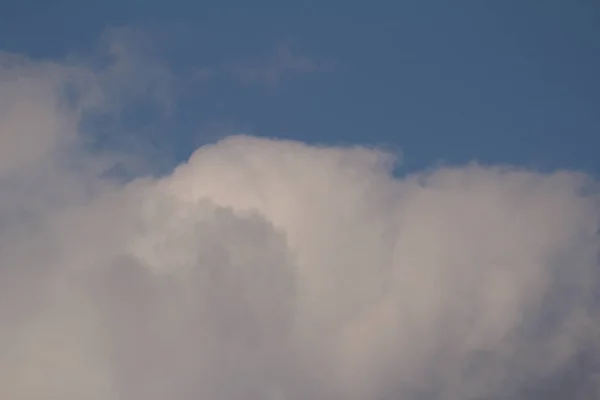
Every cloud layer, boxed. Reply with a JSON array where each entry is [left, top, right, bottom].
[[0, 38, 599, 400]]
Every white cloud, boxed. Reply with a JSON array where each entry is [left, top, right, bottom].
[[0, 37, 599, 400]]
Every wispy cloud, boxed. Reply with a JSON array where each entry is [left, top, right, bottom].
[[186, 42, 334, 90], [225, 42, 334, 87], [192, 66, 216, 81]]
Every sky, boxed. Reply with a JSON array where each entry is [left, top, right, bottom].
[[1, 2, 600, 400], [2, 0, 599, 173]]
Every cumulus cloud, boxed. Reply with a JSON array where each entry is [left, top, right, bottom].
[[0, 36, 599, 400]]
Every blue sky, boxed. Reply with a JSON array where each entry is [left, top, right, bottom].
[[2, 1, 600, 175]]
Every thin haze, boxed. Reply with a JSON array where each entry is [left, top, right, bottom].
[[0, 32, 599, 400]]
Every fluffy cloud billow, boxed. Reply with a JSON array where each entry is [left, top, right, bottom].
[[0, 40, 599, 400]]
